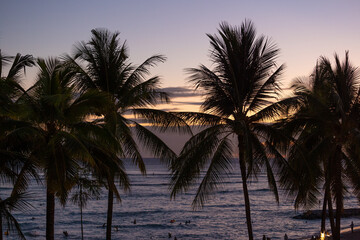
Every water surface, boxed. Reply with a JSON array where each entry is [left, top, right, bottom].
[[2, 158, 359, 239]]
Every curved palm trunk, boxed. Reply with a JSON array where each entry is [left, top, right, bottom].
[[238, 135, 253, 240], [320, 189, 328, 233], [334, 163, 343, 239], [80, 196, 84, 240], [106, 189, 114, 240], [321, 165, 332, 233], [328, 194, 335, 235], [332, 148, 343, 240], [326, 158, 335, 235], [46, 186, 55, 240], [0, 214, 3, 240]]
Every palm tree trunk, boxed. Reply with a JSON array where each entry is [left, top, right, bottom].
[[106, 189, 114, 240], [334, 178, 342, 239], [327, 194, 335, 235], [0, 215, 3, 240], [334, 198, 342, 239], [46, 186, 55, 240], [320, 189, 327, 233], [333, 150, 343, 240], [238, 135, 253, 240], [326, 158, 335, 235], [80, 200, 84, 240]]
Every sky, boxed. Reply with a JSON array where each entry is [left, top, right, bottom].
[[1, 1, 360, 108], [1, 0, 360, 154]]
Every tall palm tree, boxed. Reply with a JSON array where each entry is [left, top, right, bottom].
[[18, 57, 116, 240], [65, 28, 186, 240], [279, 52, 360, 240], [0, 51, 36, 189], [277, 66, 334, 233], [0, 51, 37, 240], [170, 21, 285, 240], [71, 168, 100, 240]]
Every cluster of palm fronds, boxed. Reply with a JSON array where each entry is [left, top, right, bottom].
[[0, 29, 187, 240], [1, 21, 360, 240], [169, 21, 360, 240]]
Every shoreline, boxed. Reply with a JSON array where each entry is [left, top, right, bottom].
[[331, 226, 360, 240], [298, 226, 360, 240]]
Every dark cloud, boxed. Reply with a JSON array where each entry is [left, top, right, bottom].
[[126, 118, 146, 124], [161, 86, 203, 98], [157, 107, 181, 112], [172, 101, 202, 106]]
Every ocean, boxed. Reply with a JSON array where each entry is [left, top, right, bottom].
[[2, 158, 359, 240]]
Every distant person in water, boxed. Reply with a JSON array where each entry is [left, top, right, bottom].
[[168, 232, 172, 238], [63, 231, 68, 237], [351, 221, 354, 233], [133, 219, 136, 224], [262, 235, 266, 240], [284, 233, 288, 240]]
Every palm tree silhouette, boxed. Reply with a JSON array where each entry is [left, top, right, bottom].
[[18, 58, 111, 240], [170, 21, 285, 240], [0, 51, 37, 193], [66, 28, 185, 239], [280, 52, 360, 240], [71, 168, 100, 240], [0, 51, 35, 240]]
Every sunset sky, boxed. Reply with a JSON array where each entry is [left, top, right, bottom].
[[1, 0, 360, 114]]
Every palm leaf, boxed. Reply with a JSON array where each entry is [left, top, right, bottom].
[[192, 136, 233, 209]]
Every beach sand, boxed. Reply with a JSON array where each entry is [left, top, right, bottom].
[[338, 230, 360, 240], [328, 226, 360, 240], [299, 226, 360, 240]]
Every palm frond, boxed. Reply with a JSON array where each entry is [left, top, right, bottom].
[[131, 108, 191, 133], [124, 54, 166, 89], [118, 76, 169, 108], [192, 136, 233, 209], [5, 53, 35, 81], [171, 111, 225, 126], [132, 121, 177, 165], [245, 64, 285, 115], [115, 116, 146, 174], [170, 124, 226, 198]]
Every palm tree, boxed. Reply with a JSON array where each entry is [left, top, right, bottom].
[[65, 28, 186, 239], [0, 51, 34, 118], [279, 52, 360, 240], [170, 21, 285, 240], [277, 66, 334, 233], [18, 57, 115, 240], [0, 51, 36, 189], [71, 168, 100, 240], [0, 51, 37, 240], [0, 190, 32, 240]]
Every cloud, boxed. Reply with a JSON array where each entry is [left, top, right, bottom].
[[126, 118, 151, 124], [157, 107, 181, 112], [161, 86, 203, 98], [171, 101, 202, 106]]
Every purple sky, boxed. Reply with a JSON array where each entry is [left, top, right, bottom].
[[1, 0, 360, 155], [1, 0, 360, 112]]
